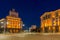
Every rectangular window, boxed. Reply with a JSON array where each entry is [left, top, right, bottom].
[[46, 15, 47, 19], [47, 14, 51, 18], [43, 17, 45, 20], [43, 15, 47, 20], [55, 12, 58, 17], [52, 18, 56, 26]]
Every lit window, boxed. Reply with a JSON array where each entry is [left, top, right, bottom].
[[53, 27, 55, 30], [45, 24, 47, 27], [1, 22, 4, 24], [7, 22, 9, 24], [52, 16, 55, 18], [59, 27, 60, 31]]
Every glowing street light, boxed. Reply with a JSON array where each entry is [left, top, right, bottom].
[[23, 24, 25, 26]]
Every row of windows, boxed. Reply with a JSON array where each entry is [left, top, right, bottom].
[[43, 14, 51, 20], [7, 19, 20, 24], [7, 22, 20, 24], [9, 30, 19, 33], [42, 20, 60, 27], [42, 12, 60, 20], [6, 16, 21, 21], [7, 26, 20, 28], [7, 19, 20, 22]]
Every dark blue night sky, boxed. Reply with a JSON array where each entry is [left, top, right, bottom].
[[0, 0, 60, 29]]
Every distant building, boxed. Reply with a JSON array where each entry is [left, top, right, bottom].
[[40, 9, 60, 33], [0, 9, 23, 33], [0, 18, 6, 33], [29, 25, 37, 32], [6, 9, 23, 33]]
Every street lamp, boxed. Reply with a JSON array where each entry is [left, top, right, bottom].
[[23, 24, 25, 26]]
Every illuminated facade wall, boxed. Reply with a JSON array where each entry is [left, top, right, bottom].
[[6, 16, 21, 29], [40, 9, 60, 33]]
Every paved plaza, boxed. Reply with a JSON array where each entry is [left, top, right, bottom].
[[0, 33, 60, 40]]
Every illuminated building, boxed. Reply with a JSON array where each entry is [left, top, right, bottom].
[[29, 25, 37, 32], [0, 9, 23, 33], [40, 9, 60, 33], [6, 9, 23, 33]]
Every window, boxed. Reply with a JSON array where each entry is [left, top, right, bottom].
[[43, 15, 47, 20], [46, 15, 47, 19], [43, 17, 46, 20], [55, 12, 58, 17], [48, 14, 51, 18], [52, 18, 56, 26]]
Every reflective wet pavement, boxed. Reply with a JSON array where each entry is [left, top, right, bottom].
[[0, 33, 60, 40]]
